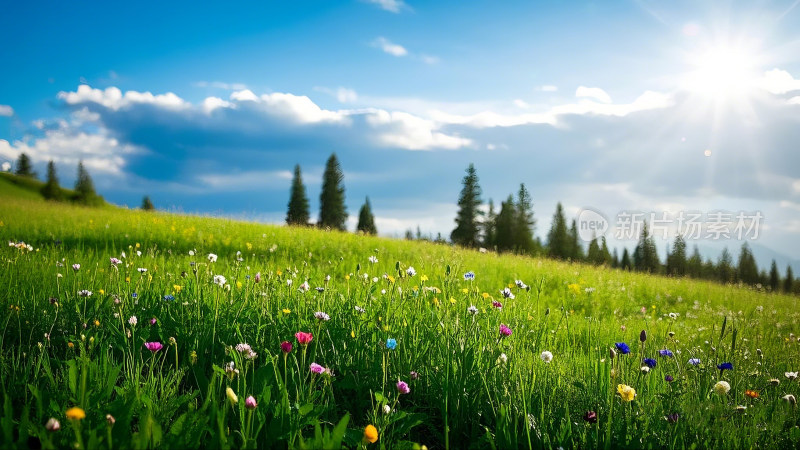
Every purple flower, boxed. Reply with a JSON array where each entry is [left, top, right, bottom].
[[499, 324, 513, 337], [254, 272, 261, 283], [150, 317, 157, 326], [666, 413, 680, 423], [245, 396, 257, 410], [280, 341, 293, 353], [144, 342, 163, 352], [640, 330, 647, 342], [492, 301, 503, 310], [643, 358, 657, 368], [615, 342, 631, 355], [583, 411, 597, 423], [658, 349, 674, 358], [688, 358, 701, 366], [310, 363, 324, 374], [396, 380, 410, 395], [409, 371, 419, 380], [665, 375, 674, 382]]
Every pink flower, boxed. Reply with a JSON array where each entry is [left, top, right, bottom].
[[492, 301, 503, 309], [144, 342, 163, 352], [254, 272, 261, 283], [280, 341, 293, 353], [150, 317, 157, 326], [499, 324, 512, 337], [396, 380, 410, 395], [310, 363, 324, 374], [295, 331, 313, 346], [245, 396, 257, 410]]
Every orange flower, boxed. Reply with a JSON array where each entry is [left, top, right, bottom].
[[66, 407, 85, 420], [745, 389, 759, 399], [363, 425, 379, 443]]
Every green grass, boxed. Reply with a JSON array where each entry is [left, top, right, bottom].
[[1, 179, 799, 449]]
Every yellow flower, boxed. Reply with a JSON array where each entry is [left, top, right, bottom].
[[433, 298, 440, 307], [236, 281, 242, 289], [617, 384, 636, 402], [387, 276, 395, 284], [420, 275, 428, 282], [449, 297, 457, 305], [226, 387, 238, 404], [66, 407, 86, 420], [276, 270, 282, 276], [94, 320, 100, 327], [246, 242, 253, 250], [282, 308, 291, 314], [461, 288, 469, 294], [567, 283, 581, 295], [345, 274, 350, 280], [125, 277, 130, 283], [350, 330, 355, 338], [98, 289, 105, 295], [481, 292, 490, 299], [173, 285, 182, 293], [68, 342, 74, 349], [363, 424, 379, 443], [135, 243, 140, 248]]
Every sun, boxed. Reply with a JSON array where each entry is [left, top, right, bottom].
[[681, 40, 762, 102]]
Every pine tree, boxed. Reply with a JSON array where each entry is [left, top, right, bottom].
[[717, 248, 734, 283], [769, 260, 780, 292], [318, 154, 347, 230], [356, 197, 377, 235], [785, 266, 794, 293], [633, 223, 659, 272], [546, 203, 569, 259], [493, 195, 516, 252], [736, 243, 759, 285], [141, 196, 155, 211], [666, 235, 687, 276], [587, 234, 602, 265], [687, 245, 703, 278], [40, 160, 64, 201], [600, 236, 612, 266], [612, 248, 620, 268], [73, 161, 101, 206], [450, 164, 483, 248], [15, 153, 36, 178], [482, 199, 497, 249], [286, 164, 311, 226], [568, 219, 583, 261], [513, 183, 536, 254], [621, 248, 632, 270]]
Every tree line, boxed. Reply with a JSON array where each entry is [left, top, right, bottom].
[[448, 164, 798, 295], [10, 153, 104, 206]]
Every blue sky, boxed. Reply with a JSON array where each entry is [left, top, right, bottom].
[[2, 0, 800, 269]]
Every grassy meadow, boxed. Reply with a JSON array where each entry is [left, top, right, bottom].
[[1, 175, 799, 449]]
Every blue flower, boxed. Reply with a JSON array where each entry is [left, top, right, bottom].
[[658, 349, 674, 358], [463, 271, 475, 281], [386, 338, 397, 350], [163, 294, 175, 302], [643, 358, 657, 368], [132, 293, 138, 298], [717, 362, 733, 372], [615, 342, 631, 355], [688, 358, 701, 366], [665, 375, 674, 382]]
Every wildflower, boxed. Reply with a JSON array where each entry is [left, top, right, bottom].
[[640, 366, 651, 374], [299, 281, 310, 292], [615, 342, 631, 355], [310, 363, 325, 374], [769, 378, 780, 386], [213, 275, 227, 286], [609, 347, 617, 359], [150, 317, 157, 325], [668, 331, 675, 337], [643, 358, 657, 368], [163, 294, 175, 302], [109, 257, 121, 266], [409, 370, 419, 380], [225, 361, 239, 378], [386, 338, 397, 350], [295, 332, 313, 345], [666, 413, 680, 423], [783, 394, 797, 406], [467, 305, 479, 315], [314, 311, 330, 321], [137, 267, 147, 273], [355, 306, 365, 314], [500, 287, 515, 299], [363, 424, 379, 443], [383, 404, 392, 414], [281, 341, 293, 353], [717, 362, 734, 373], [315, 287, 325, 292], [66, 407, 86, 420], [583, 411, 597, 423], [640, 330, 647, 342], [464, 271, 475, 281], [688, 358, 701, 366], [208, 253, 218, 263], [226, 387, 238, 404], [785, 372, 798, 380], [540, 351, 553, 363], [72, 263, 81, 271], [745, 390, 759, 399], [714, 381, 731, 395], [169, 337, 177, 346], [128, 316, 138, 326], [287, 279, 293, 287], [617, 384, 636, 402], [665, 375, 674, 382], [406, 266, 416, 277], [368, 256, 378, 264], [144, 342, 163, 352], [492, 301, 503, 310], [499, 324, 513, 337], [515, 279, 528, 289], [497, 353, 508, 365], [282, 308, 291, 314], [659, 349, 674, 358], [106, 414, 115, 426], [45, 418, 60, 432], [245, 396, 257, 410], [235, 343, 258, 360], [397, 380, 411, 395]]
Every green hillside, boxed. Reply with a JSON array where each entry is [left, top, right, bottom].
[[0, 184, 798, 449]]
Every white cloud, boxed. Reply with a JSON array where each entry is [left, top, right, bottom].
[[366, 110, 472, 150], [372, 37, 408, 57], [575, 86, 612, 103], [420, 54, 440, 65], [538, 85, 558, 92], [194, 81, 248, 90], [230, 89, 259, 102], [0, 105, 13, 116], [202, 96, 233, 113], [513, 99, 530, 109], [58, 85, 189, 110], [365, 0, 406, 13], [336, 87, 358, 103], [197, 170, 293, 190], [760, 69, 800, 94], [788, 96, 800, 105]]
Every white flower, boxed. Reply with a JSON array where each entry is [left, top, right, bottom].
[[540, 351, 553, 363], [72, 264, 81, 271], [128, 316, 138, 326], [640, 366, 650, 374], [235, 343, 258, 360], [786, 372, 798, 380], [355, 306, 365, 314], [286, 279, 293, 286], [368, 256, 378, 264], [188, 250, 195, 256], [208, 253, 218, 263], [372, 277, 379, 283], [213, 275, 227, 286], [668, 312, 678, 320], [714, 380, 731, 395], [383, 404, 392, 414], [137, 267, 147, 273], [501, 288, 515, 299], [314, 311, 330, 321], [497, 353, 508, 365], [298, 281, 310, 293], [406, 266, 416, 277], [380, 289, 386, 295], [78, 289, 92, 297], [467, 305, 479, 315], [136, 251, 142, 256], [120, 251, 126, 259], [515, 280, 528, 289]]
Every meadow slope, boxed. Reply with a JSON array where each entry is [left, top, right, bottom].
[[1, 177, 799, 449]]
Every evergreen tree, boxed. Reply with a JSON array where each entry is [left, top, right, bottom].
[[73, 161, 101, 206], [568, 219, 584, 261], [717, 248, 734, 283], [40, 160, 64, 201], [356, 197, 377, 235], [493, 195, 516, 252], [666, 235, 687, 276], [621, 248, 632, 270], [318, 154, 347, 230], [482, 199, 497, 249], [633, 223, 659, 272], [600, 236, 613, 266], [612, 248, 620, 268], [450, 164, 483, 248], [736, 243, 759, 285], [587, 234, 602, 265], [546, 203, 569, 259], [687, 245, 703, 278], [286, 164, 311, 226], [769, 260, 780, 292], [141, 196, 154, 211], [785, 266, 794, 293], [15, 153, 36, 178], [513, 183, 536, 254]]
